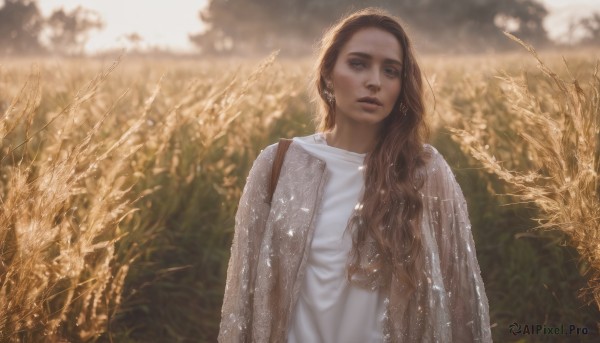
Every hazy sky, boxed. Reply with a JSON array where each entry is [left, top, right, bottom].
[[34, 0, 600, 53], [38, 0, 207, 52]]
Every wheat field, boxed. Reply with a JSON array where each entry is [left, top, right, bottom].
[[1, 44, 598, 342]]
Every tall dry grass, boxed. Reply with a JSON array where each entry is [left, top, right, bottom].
[[106, 53, 309, 342], [1, 46, 599, 341], [0, 52, 305, 342], [0, 59, 143, 341], [450, 34, 600, 311]]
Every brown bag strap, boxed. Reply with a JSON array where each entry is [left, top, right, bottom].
[[267, 138, 293, 204]]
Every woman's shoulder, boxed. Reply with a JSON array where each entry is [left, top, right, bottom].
[[252, 139, 312, 170], [421, 143, 448, 171], [254, 142, 278, 164], [420, 144, 458, 191], [248, 142, 279, 174]]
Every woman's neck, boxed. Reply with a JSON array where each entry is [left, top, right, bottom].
[[324, 125, 379, 154]]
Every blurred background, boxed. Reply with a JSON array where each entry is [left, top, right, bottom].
[[0, 0, 600, 57], [1, 1, 599, 343]]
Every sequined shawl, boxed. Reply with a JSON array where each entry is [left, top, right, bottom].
[[218, 142, 492, 342]]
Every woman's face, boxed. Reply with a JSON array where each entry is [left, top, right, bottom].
[[328, 27, 403, 128]]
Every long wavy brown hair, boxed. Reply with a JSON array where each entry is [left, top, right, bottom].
[[311, 7, 431, 291]]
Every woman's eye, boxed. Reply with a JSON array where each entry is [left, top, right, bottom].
[[384, 67, 401, 78], [349, 60, 366, 69]]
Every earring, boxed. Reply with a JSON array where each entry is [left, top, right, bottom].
[[398, 102, 408, 117], [323, 81, 335, 105]]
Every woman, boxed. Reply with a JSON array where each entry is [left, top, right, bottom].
[[219, 7, 492, 343]]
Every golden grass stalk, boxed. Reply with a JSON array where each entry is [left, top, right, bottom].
[[1, 51, 297, 341], [450, 33, 600, 310], [0, 59, 143, 342]]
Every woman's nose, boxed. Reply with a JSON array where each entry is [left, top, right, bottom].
[[365, 70, 381, 91]]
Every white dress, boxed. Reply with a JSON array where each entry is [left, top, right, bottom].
[[286, 133, 386, 343]]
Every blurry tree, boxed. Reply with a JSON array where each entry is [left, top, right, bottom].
[[190, 0, 550, 56], [46, 6, 104, 55], [405, 0, 549, 52], [578, 12, 600, 46], [124, 32, 143, 47], [191, 0, 351, 55], [0, 0, 45, 55], [119, 32, 144, 53]]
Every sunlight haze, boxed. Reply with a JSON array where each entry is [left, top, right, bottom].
[[34, 0, 600, 53], [38, 0, 207, 52]]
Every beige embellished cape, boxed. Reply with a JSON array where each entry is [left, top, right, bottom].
[[218, 141, 492, 342]]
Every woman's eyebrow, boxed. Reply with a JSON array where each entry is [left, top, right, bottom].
[[347, 52, 403, 66]]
